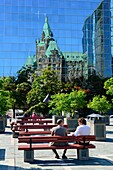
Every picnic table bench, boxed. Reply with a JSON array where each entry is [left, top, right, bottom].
[[13, 124, 68, 132], [19, 129, 70, 136], [10, 116, 46, 130], [18, 135, 96, 162], [19, 130, 52, 136], [12, 124, 68, 138], [16, 119, 52, 124], [16, 116, 45, 120]]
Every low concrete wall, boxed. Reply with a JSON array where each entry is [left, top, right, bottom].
[[64, 117, 78, 132], [52, 115, 66, 124]]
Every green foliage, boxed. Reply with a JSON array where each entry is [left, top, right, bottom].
[[2, 76, 16, 91], [69, 90, 86, 114], [0, 74, 31, 117], [0, 77, 4, 89], [26, 68, 62, 115], [87, 95, 112, 114], [16, 82, 31, 93], [0, 90, 12, 115], [49, 90, 86, 116], [104, 77, 113, 95], [26, 102, 48, 115], [16, 66, 34, 83], [48, 93, 70, 115], [16, 82, 31, 107], [85, 75, 106, 100]]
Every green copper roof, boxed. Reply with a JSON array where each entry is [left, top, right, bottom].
[[43, 16, 53, 39], [25, 55, 36, 67], [62, 52, 87, 61], [45, 41, 62, 58]]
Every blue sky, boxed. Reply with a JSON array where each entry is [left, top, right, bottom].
[[0, 0, 102, 76]]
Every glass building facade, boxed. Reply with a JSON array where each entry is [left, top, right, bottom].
[[82, 0, 112, 78], [0, 0, 112, 80]]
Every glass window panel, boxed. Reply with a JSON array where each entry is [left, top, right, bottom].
[[0, 5, 5, 12], [0, 0, 112, 78], [5, 0, 12, 5], [0, 0, 5, 5], [18, 0, 25, 6], [0, 13, 5, 20], [18, 6, 25, 13]]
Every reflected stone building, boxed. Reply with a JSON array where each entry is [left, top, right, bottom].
[[25, 17, 88, 82], [35, 17, 63, 81], [0, 0, 105, 78], [82, 0, 112, 78]]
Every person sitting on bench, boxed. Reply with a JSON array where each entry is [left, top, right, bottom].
[[73, 117, 90, 145], [50, 119, 68, 159]]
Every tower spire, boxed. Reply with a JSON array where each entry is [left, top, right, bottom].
[[42, 16, 53, 39]]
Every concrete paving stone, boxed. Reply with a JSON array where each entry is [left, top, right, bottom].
[[0, 118, 113, 169]]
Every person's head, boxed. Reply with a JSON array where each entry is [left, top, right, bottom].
[[57, 119, 63, 125], [78, 117, 86, 125], [32, 112, 36, 115]]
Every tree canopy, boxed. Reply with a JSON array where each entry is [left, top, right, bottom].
[[0, 90, 12, 116], [26, 68, 62, 115], [87, 95, 112, 115], [49, 90, 86, 116], [104, 77, 113, 96]]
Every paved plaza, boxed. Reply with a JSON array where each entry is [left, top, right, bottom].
[[0, 119, 113, 170]]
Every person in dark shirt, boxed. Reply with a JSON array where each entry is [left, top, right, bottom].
[[50, 119, 68, 159]]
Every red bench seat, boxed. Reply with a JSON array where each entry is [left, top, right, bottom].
[[18, 135, 96, 162], [18, 143, 95, 150]]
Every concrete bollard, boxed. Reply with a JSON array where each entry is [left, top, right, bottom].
[[24, 150, 34, 162]]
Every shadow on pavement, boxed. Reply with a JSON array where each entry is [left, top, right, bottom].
[[0, 149, 5, 160], [96, 138, 113, 142], [6, 125, 11, 128], [106, 130, 113, 134], [105, 138, 113, 142], [0, 165, 46, 170], [2, 131, 12, 135], [30, 157, 113, 166]]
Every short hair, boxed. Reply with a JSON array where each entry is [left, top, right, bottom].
[[57, 119, 63, 125], [78, 117, 86, 125]]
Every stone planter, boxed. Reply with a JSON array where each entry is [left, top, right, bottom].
[[87, 119, 106, 141], [5, 115, 7, 126], [0, 116, 5, 132], [52, 115, 66, 124], [104, 116, 110, 125], [64, 117, 78, 132]]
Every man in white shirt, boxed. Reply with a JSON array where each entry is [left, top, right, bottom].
[[73, 117, 90, 145]]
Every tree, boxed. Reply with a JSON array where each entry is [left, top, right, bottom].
[[16, 82, 31, 109], [87, 95, 112, 115], [48, 90, 86, 116], [69, 90, 87, 115], [16, 66, 34, 83], [1, 74, 31, 118], [48, 93, 70, 115], [104, 77, 113, 96], [1, 76, 17, 117], [85, 75, 106, 98], [26, 68, 62, 116], [0, 90, 12, 116]]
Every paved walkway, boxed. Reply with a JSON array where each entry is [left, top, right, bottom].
[[0, 119, 113, 170]]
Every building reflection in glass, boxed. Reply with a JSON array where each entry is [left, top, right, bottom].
[[82, 0, 112, 78], [1, 0, 111, 80]]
